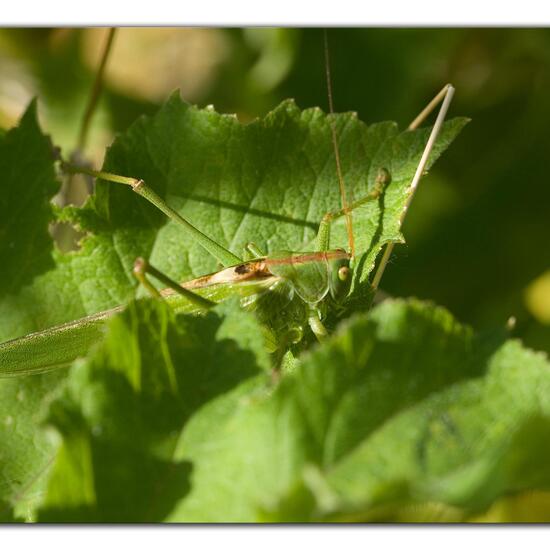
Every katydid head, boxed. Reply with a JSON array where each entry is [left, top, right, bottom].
[[328, 249, 352, 303]]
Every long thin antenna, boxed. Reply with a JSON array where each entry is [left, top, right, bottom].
[[77, 27, 117, 152], [371, 84, 455, 291], [324, 30, 355, 257]]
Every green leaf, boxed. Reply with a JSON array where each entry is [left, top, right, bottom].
[[34, 298, 550, 522], [37, 298, 269, 522], [317, 340, 550, 520], [97, 95, 467, 288], [174, 300, 550, 522], [0, 372, 65, 521], [264, 303, 550, 521], [169, 298, 483, 521], [0, 102, 69, 521], [0, 103, 134, 345], [0, 100, 59, 299]]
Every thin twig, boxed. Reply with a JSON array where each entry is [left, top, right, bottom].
[[77, 27, 117, 152]]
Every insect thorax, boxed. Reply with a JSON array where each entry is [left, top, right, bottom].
[[265, 250, 352, 306]]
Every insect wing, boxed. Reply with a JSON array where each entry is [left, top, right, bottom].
[[267, 251, 330, 305]]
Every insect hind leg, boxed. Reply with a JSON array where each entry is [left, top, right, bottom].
[[371, 83, 455, 290]]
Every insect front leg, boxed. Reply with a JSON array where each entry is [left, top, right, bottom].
[[316, 168, 390, 252], [133, 257, 215, 310], [307, 307, 328, 341], [245, 242, 266, 259]]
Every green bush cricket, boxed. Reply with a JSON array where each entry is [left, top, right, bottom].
[[0, 31, 455, 377]]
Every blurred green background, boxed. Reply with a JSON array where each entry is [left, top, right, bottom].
[[0, 27, 548, 354]]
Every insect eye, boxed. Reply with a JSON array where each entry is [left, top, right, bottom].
[[376, 167, 392, 186], [338, 266, 350, 281]]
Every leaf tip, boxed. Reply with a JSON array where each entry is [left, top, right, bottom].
[[20, 97, 40, 126]]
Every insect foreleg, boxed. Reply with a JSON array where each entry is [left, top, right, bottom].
[[316, 170, 389, 252], [308, 309, 328, 341], [133, 257, 215, 310], [245, 242, 266, 259]]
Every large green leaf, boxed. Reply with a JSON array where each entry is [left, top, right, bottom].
[[0, 101, 59, 300], [37, 299, 269, 522], [33, 298, 550, 522], [0, 371, 65, 521], [170, 301, 550, 522], [96, 95, 467, 289]]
